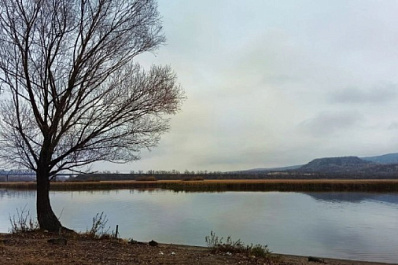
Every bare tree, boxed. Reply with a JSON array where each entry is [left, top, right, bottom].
[[0, 0, 183, 231]]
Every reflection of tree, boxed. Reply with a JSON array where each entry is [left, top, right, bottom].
[[0, 189, 35, 199], [305, 192, 398, 204]]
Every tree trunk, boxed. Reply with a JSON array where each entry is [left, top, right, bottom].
[[36, 165, 62, 232]]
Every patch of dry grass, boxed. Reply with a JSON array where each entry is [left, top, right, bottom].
[[1, 179, 398, 192]]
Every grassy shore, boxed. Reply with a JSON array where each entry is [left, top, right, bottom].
[[1, 179, 398, 192]]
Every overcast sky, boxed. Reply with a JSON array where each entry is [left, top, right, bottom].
[[96, 0, 398, 173]]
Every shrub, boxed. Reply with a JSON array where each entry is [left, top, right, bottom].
[[206, 231, 245, 253], [9, 206, 39, 233], [248, 243, 272, 258], [84, 212, 114, 239], [205, 231, 222, 249], [205, 231, 274, 261]]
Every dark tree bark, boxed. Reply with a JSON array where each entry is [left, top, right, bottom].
[[36, 167, 62, 231], [36, 139, 63, 231], [0, 0, 184, 231]]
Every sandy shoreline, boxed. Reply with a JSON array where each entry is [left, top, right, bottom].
[[275, 253, 392, 265], [0, 232, 393, 264], [164, 244, 393, 265]]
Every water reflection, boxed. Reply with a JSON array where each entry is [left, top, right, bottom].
[[305, 192, 398, 204], [0, 189, 35, 199], [0, 189, 397, 263]]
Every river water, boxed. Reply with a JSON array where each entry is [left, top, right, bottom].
[[1, 189, 397, 263]]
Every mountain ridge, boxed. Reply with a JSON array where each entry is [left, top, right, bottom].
[[243, 153, 398, 176], [361, 153, 398, 164], [297, 156, 374, 174]]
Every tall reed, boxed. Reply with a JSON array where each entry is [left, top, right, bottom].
[[1, 179, 398, 192]]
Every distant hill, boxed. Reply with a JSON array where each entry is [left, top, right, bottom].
[[239, 153, 398, 178], [298, 156, 374, 174], [361, 153, 398, 164], [240, 164, 302, 173], [295, 155, 398, 178]]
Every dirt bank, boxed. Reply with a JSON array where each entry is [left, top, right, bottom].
[[0, 232, 391, 265]]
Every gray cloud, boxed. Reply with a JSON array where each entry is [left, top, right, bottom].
[[330, 84, 398, 104], [89, 0, 398, 172], [299, 111, 364, 137], [388, 122, 398, 130]]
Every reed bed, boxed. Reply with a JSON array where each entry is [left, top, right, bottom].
[[1, 179, 398, 192]]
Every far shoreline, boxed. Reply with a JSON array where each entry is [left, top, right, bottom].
[[1, 179, 398, 192]]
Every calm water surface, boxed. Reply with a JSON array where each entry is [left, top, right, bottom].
[[1, 189, 398, 263]]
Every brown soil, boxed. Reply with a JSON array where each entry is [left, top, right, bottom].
[[0, 232, 391, 265]]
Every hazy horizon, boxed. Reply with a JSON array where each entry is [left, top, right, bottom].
[[91, 0, 398, 173]]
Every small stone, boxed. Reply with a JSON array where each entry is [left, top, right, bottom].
[[171, 252, 175, 255], [308, 256, 326, 263], [148, 240, 158, 246], [159, 251, 164, 255], [129, 239, 145, 245]]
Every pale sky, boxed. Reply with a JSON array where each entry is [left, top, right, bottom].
[[96, 0, 398, 172]]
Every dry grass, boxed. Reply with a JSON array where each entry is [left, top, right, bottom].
[[1, 179, 398, 192]]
